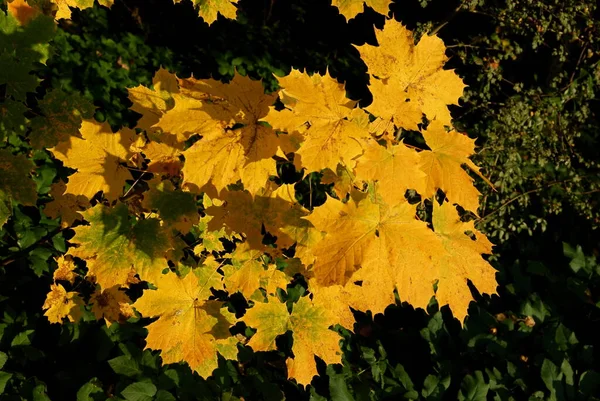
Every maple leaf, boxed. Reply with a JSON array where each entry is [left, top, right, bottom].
[[43, 180, 89, 228], [307, 193, 497, 323], [7, 0, 39, 25], [51, 0, 113, 21], [157, 73, 280, 195], [430, 201, 497, 323], [223, 243, 291, 299], [141, 178, 199, 234], [305, 195, 438, 290], [42, 283, 83, 324], [133, 268, 237, 377], [419, 120, 491, 213], [181, 132, 244, 196], [206, 189, 314, 251], [0, 149, 37, 207], [68, 204, 171, 289], [242, 296, 342, 385], [331, 0, 391, 20], [89, 286, 134, 325], [264, 69, 370, 174], [357, 20, 465, 130], [141, 140, 183, 176], [354, 139, 427, 205], [173, 0, 238, 25], [321, 164, 355, 200], [49, 120, 136, 202], [128, 68, 179, 137], [53, 255, 77, 284]]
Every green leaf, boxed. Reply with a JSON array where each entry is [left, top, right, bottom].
[[327, 365, 355, 401], [120, 381, 157, 401], [10, 329, 34, 346], [76, 378, 105, 401], [0, 351, 7, 370], [155, 390, 177, 401], [579, 371, 600, 398], [108, 355, 142, 378], [0, 371, 12, 394], [458, 371, 489, 401]]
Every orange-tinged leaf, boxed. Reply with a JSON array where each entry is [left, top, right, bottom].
[[7, 0, 39, 25], [354, 139, 427, 205], [133, 269, 233, 377], [357, 20, 465, 129], [331, 0, 391, 20], [141, 140, 183, 176], [264, 69, 370, 173], [68, 204, 171, 289], [89, 286, 134, 325], [419, 120, 488, 213], [49, 120, 136, 202], [42, 283, 83, 324]]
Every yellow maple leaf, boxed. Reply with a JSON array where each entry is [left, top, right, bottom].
[[53, 255, 77, 284], [51, 0, 113, 21], [242, 296, 342, 385], [419, 120, 491, 213], [49, 120, 136, 202], [141, 140, 183, 176], [89, 286, 134, 325], [133, 268, 236, 377], [223, 243, 291, 298], [173, 0, 238, 25], [128, 68, 179, 137], [156, 73, 280, 195], [331, 0, 391, 20], [182, 132, 244, 196], [321, 164, 355, 200], [264, 69, 370, 174], [354, 139, 427, 205], [305, 195, 438, 290], [306, 193, 496, 323], [207, 188, 315, 252], [43, 283, 83, 324], [43, 180, 89, 228], [68, 204, 171, 289], [430, 201, 497, 322], [357, 20, 465, 129]]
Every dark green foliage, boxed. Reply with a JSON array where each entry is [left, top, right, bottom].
[[1, 0, 600, 400]]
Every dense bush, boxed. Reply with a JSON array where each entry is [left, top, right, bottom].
[[1, 0, 599, 400]]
